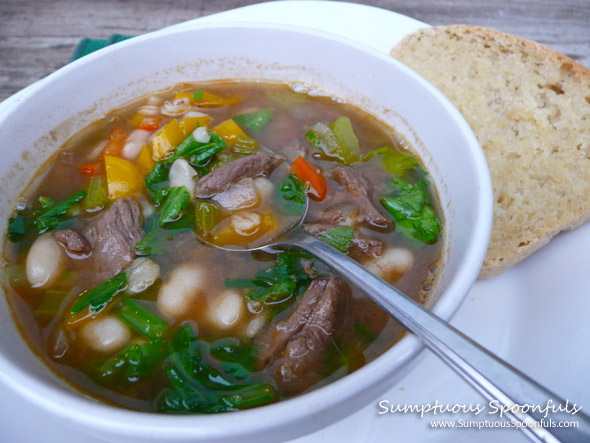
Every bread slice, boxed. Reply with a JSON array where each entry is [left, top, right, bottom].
[[391, 25, 590, 277]]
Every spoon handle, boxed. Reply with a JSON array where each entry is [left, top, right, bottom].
[[281, 232, 590, 443]]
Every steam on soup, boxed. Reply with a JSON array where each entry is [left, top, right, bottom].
[[2, 82, 443, 413]]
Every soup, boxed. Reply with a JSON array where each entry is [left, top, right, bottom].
[[2, 82, 443, 413]]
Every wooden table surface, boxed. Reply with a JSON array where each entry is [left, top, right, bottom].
[[1, 0, 589, 103]]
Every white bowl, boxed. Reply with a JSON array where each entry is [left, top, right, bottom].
[[0, 23, 492, 442]]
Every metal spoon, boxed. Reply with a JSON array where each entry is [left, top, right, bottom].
[[202, 194, 590, 442]]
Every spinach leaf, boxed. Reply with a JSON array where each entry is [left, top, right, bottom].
[[166, 132, 226, 166], [318, 226, 355, 253], [276, 174, 306, 216], [70, 271, 127, 314], [364, 146, 420, 175], [233, 108, 274, 133], [117, 297, 169, 340], [7, 212, 30, 242], [35, 190, 87, 233], [96, 340, 167, 383], [158, 187, 190, 226], [145, 162, 170, 205], [135, 214, 193, 256], [380, 176, 442, 244]]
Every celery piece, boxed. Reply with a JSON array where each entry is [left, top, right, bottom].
[[233, 108, 274, 134], [194, 201, 218, 235], [329, 116, 361, 164], [83, 176, 108, 211], [232, 136, 258, 155], [364, 146, 419, 175]]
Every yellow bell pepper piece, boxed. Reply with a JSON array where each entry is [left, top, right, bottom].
[[214, 119, 248, 148], [174, 91, 196, 104], [150, 120, 184, 161], [212, 213, 277, 247], [105, 155, 145, 200], [136, 144, 155, 174], [130, 113, 144, 127], [193, 90, 241, 108], [179, 116, 211, 135]]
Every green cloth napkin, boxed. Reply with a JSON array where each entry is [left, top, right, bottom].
[[69, 34, 134, 62]]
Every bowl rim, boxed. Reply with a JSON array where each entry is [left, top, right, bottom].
[[0, 20, 493, 439]]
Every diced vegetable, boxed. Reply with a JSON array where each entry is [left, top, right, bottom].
[[318, 227, 355, 253], [136, 144, 156, 174], [194, 201, 219, 235], [158, 187, 190, 226], [363, 146, 420, 175], [35, 190, 87, 233], [212, 213, 276, 247], [191, 90, 241, 108], [179, 116, 210, 135], [105, 155, 145, 201], [306, 117, 361, 165], [232, 136, 258, 155], [233, 109, 274, 133], [83, 176, 108, 212], [380, 176, 442, 244], [117, 297, 169, 340], [291, 156, 327, 201], [79, 163, 97, 177], [130, 113, 144, 127], [102, 128, 128, 158], [165, 131, 227, 166], [138, 116, 162, 131], [70, 271, 127, 315], [150, 117, 207, 161], [213, 119, 249, 148]]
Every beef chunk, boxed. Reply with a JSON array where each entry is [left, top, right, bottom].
[[302, 222, 383, 261], [53, 229, 91, 255], [332, 167, 391, 229], [83, 198, 143, 277], [258, 278, 349, 395], [195, 152, 284, 197]]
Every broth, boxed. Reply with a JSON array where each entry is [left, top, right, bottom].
[[2, 82, 442, 413]]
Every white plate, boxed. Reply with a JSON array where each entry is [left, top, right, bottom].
[[0, 2, 586, 442]]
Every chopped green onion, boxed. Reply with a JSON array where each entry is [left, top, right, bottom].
[[117, 297, 169, 340]]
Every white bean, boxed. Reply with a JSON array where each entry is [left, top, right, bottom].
[[364, 248, 414, 282], [169, 159, 197, 199], [192, 126, 211, 143], [157, 263, 205, 318], [127, 257, 160, 293], [161, 97, 192, 117], [244, 315, 266, 338], [121, 129, 152, 161], [79, 315, 131, 353], [26, 233, 66, 288], [208, 290, 244, 330], [253, 177, 274, 202], [230, 212, 261, 235]]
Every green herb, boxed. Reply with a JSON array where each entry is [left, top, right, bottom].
[[276, 174, 306, 215], [194, 201, 218, 235], [117, 297, 169, 340], [158, 187, 190, 226], [380, 176, 442, 244], [318, 226, 355, 253], [353, 322, 376, 343], [165, 132, 226, 166], [145, 162, 170, 204], [96, 340, 168, 383], [225, 251, 310, 305], [70, 271, 127, 314], [7, 212, 30, 242], [363, 146, 420, 175], [210, 337, 257, 381], [156, 325, 276, 413], [35, 190, 87, 232], [83, 176, 108, 211], [233, 108, 274, 133], [192, 90, 203, 100]]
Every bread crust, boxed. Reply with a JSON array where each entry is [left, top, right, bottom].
[[391, 25, 590, 277]]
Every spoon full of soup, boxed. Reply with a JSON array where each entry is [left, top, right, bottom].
[[194, 152, 590, 442]]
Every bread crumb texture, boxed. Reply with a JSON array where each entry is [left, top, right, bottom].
[[391, 25, 590, 277]]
